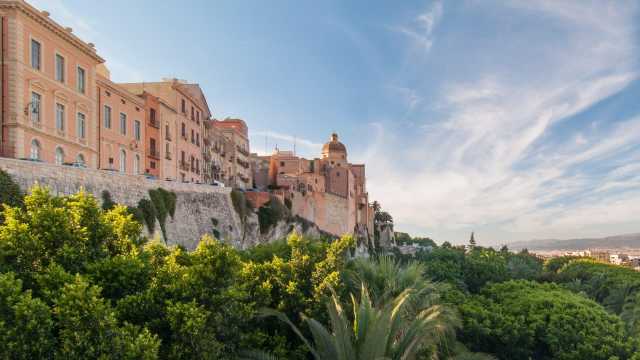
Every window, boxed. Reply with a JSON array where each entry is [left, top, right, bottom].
[[181, 123, 186, 137], [31, 39, 41, 70], [55, 147, 64, 165], [120, 113, 127, 135], [150, 108, 156, 124], [165, 124, 170, 139], [280, 161, 285, 167], [150, 138, 156, 155], [77, 66, 85, 93], [30, 139, 41, 160], [181, 151, 185, 163], [77, 112, 86, 139], [55, 54, 65, 82], [103, 105, 112, 129], [196, 133, 200, 146], [134, 155, 140, 175], [196, 111, 200, 122], [191, 106, 194, 120], [181, 99, 186, 113], [191, 129, 194, 143], [165, 143, 170, 154], [150, 161, 156, 169], [119, 149, 126, 173], [56, 103, 65, 131], [30, 92, 41, 123], [134, 120, 141, 141], [76, 153, 85, 165], [108, 157, 114, 169], [196, 159, 199, 171]]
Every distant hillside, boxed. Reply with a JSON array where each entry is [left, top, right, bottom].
[[508, 233, 640, 251]]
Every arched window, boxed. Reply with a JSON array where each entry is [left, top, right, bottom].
[[119, 149, 126, 173], [76, 153, 85, 166], [55, 146, 64, 165], [134, 154, 140, 175], [30, 139, 41, 160]]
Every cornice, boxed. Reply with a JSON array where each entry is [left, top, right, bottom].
[[97, 76, 145, 107], [0, 0, 105, 63]]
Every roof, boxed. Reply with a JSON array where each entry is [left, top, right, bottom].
[[322, 133, 347, 154]]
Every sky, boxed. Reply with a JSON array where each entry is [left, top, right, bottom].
[[32, 0, 640, 245]]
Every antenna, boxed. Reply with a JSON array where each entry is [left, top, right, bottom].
[[293, 135, 297, 155]]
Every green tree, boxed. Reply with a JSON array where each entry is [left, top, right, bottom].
[[0, 272, 55, 359], [459, 280, 637, 360]]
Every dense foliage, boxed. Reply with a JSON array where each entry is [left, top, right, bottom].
[[0, 180, 638, 359]]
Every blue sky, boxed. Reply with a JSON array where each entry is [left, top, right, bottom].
[[35, 0, 640, 245]]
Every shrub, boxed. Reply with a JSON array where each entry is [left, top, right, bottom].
[[137, 199, 157, 233], [0, 169, 23, 211], [101, 190, 116, 211], [231, 189, 249, 221], [284, 197, 292, 210], [257, 197, 289, 235]]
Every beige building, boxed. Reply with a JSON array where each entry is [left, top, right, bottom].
[[202, 118, 229, 184], [266, 133, 375, 237], [120, 79, 210, 183], [213, 118, 251, 189], [0, 1, 104, 168]]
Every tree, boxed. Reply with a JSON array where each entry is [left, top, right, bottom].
[[459, 280, 637, 360], [0, 272, 55, 359], [260, 286, 452, 360], [469, 232, 476, 248]]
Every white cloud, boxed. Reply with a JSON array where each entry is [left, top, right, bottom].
[[394, 1, 443, 52], [360, 1, 640, 244]]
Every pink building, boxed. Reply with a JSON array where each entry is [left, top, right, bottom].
[[0, 1, 103, 168], [96, 65, 145, 175], [120, 80, 210, 183]]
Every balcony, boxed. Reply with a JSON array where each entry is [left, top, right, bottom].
[[148, 148, 160, 160], [149, 119, 160, 129], [179, 160, 190, 172], [236, 146, 250, 156], [165, 151, 172, 160], [165, 133, 172, 141], [236, 158, 250, 169]]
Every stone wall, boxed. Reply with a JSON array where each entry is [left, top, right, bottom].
[[292, 190, 352, 236], [0, 157, 243, 250]]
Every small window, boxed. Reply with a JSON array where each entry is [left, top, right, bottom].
[[56, 103, 65, 131], [134, 120, 141, 141], [120, 113, 127, 135], [77, 112, 86, 139], [55, 54, 65, 82], [336, 172, 340, 177], [150, 108, 156, 123], [104, 105, 112, 129], [30, 92, 41, 123], [30, 139, 41, 160], [280, 161, 285, 167], [77, 66, 86, 94], [150, 161, 156, 169], [31, 39, 41, 70], [191, 129, 195, 143], [181, 99, 186, 113], [76, 153, 85, 165], [55, 147, 65, 165], [181, 123, 186, 137], [134, 155, 140, 174], [119, 149, 127, 173]]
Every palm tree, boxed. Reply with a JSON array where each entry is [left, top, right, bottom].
[[256, 286, 449, 360]]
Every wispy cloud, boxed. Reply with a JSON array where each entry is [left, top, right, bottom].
[[393, 1, 443, 52], [359, 1, 640, 244], [250, 130, 322, 157]]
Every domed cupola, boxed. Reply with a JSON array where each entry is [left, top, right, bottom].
[[321, 133, 347, 160]]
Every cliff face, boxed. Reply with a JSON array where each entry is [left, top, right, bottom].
[[0, 158, 330, 250]]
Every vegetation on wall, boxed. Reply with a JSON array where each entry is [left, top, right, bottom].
[[257, 196, 290, 234], [0, 169, 23, 224], [231, 189, 251, 223]]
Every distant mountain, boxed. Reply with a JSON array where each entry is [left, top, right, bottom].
[[508, 233, 640, 251]]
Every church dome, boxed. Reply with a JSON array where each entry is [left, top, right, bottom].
[[322, 133, 347, 155]]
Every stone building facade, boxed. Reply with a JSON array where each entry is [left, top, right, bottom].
[[213, 118, 251, 189], [0, 1, 103, 168]]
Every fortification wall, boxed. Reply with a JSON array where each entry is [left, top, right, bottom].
[[0, 157, 243, 250], [292, 191, 351, 236]]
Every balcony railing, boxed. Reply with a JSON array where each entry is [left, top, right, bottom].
[[179, 160, 190, 171], [165, 132, 172, 141], [165, 151, 172, 160], [148, 148, 160, 160], [236, 146, 249, 156], [149, 119, 160, 129]]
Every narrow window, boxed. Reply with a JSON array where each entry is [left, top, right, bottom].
[[150, 138, 156, 155], [181, 123, 186, 137], [104, 105, 112, 128], [30, 139, 41, 160], [134, 120, 141, 141], [120, 113, 127, 135], [30, 92, 41, 123], [191, 106, 194, 120], [134, 155, 140, 174], [55, 54, 65, 82], [56, 103, 65, 131], [55, 147, 65, 165], [77, 66, 86, 94], [76, 153, 85, 165], [119, 149, 127, 173], [77, 112, 86, 139], [181, 99, 186, 113], [191, 129, 194, 143], [150, 108, 156, 125], [31, 39, 41, 70]]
